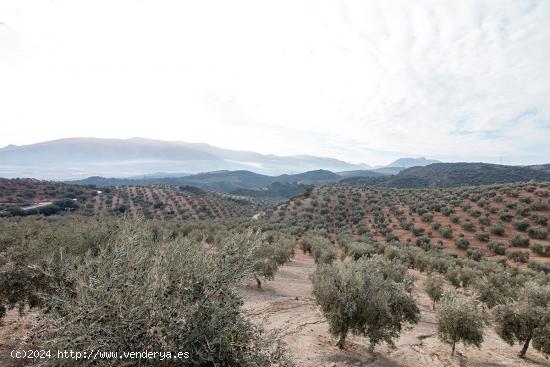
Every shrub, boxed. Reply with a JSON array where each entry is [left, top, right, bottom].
[[510, 234, 530, 248], [437, 292, 485, 356], [488, 240, 506, 255], [455, 237, 470, 250], [506, 249, 530, 263], [412, 227, 425, 237], [439, 225, 453, 239], [531, 215, 548, 226], [490, 222, 505, 236], [153, 201, 165, 209], [450, 214, 460, 223], [516, 205, 530, 217], [466, 248, 485, 261], [494, 282, 550, 358], [312, 257, 419, 350], [530, 242, 550, 257], [478, 215, 491, 226], [461, 220, 475, 232], [416, 236, 431, 248], [500, 212, 513, 222], [475, 231, 490, 242], [528, 226, 548, 240], [421, 212, 433, 223], [512, 219, 530, 232]]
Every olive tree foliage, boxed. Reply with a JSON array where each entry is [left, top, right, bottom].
[[312, 257, 419, 350], [345, 241, 378, 260], [0, 216, 121, 321], [472, 271, 520, 309], [493, 282, 550, 358], [31, 220, 294, 367], [301, 233, 336, 264], [437, 292, 486, 356], [425, 274, 445, 310], [250, 231, 295, 288]]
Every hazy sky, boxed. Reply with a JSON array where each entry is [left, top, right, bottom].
[[1, 0, 549, 165]]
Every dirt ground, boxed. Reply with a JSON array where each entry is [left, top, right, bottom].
[[0, 309, 36, 367], [241, 247, 550, 367]]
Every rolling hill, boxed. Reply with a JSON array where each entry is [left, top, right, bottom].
[[342, 163, 550, 188], [68, 169, 339, 192], [0, 178, 259, 219]]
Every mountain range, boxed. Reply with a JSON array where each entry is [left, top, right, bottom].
[[0, 137, 437, 180], [69, 169, 340, 192], [70, 163, 550, 197]]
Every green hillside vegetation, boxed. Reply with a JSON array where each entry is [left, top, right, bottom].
[[342, 163, 550, 188]]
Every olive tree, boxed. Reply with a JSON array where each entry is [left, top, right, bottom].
[[437, 292, 486, 356], [309, 235, 336, 264], [493, 282, 550, 358], [312, 257, 419, 350], [251, 231, 295, 288], [425, 274, 445, 310], [31, 221, 294, 367], [473, 271, 519, 308]]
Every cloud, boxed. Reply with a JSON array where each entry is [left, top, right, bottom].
[[0, 0, 549, 165]]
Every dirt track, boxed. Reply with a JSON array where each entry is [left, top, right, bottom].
[[241, 247, 550, 367]]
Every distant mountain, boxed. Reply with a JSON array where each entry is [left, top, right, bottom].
[[336, 170, 385, 178], [337, 166, 408, 178], [69, 169, 338, 192], [231, 182, 313, 202], [367, 167, 405, 175], [341, 162, 550, 188], [386, 157, 441, 168], [277, 170, 340, 183], [529, 164, 550, 172], [0, 137, 370, 179]]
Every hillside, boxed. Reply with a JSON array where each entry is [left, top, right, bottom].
[[0, 137, 369, 179], [0, 178, 259, 219], [231, 182, 313, 201], [336, 169, 385, 178], [270, 181, 550, 267], [69, 169, 338, 193], [342, 163, 550, 188]]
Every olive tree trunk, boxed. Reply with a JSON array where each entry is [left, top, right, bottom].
[[519, 335, 532, 358], [337, 333, 347, 350]]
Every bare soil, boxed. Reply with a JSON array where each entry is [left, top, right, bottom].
[[241, 247, 550, 367]]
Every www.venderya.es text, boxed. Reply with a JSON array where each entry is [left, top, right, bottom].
[[11, 349, 190, 361]]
